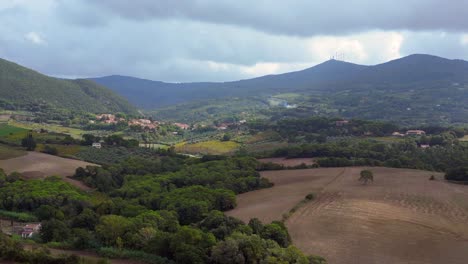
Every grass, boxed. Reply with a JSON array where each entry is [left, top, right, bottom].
[[0, 209, 38, 222], [460, 135, 468, 142], [244, 141, 290, 155], [0, 144, 26, 160], [282, 192, 315, 222], [272, 93, 302, 100], [9, 120, 86, 139], [368, 136, 405, 143], [175, 140, 239, 155], [244, 131, 282, 144], [0, 123, 28, 137]]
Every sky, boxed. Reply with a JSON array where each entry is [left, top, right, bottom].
[[1, 0, 468, 82]]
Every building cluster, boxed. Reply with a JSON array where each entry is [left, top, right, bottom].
[[128, 118, 159, 130], [95, 114, 194, 132], [392, 130, 426, 137], [215, 120, 247, 130], [174, 123, 190, 130], [95, 114, 248, 132], [95, 114, 125, 124]]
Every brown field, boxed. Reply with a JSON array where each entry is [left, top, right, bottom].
[[0, 152, 96, 190], [227, 167, 468, 264], [258, 157, 315, 167]]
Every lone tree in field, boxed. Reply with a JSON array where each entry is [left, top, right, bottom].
[[359, 170, 374, 185]]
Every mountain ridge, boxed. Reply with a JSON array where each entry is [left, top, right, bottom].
[[91, 54, 468, 109]]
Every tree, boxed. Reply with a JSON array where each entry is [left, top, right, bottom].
[[82, 134, 97, 146], [221, 134, 231, 142], [96, 215, 131, 246], [359, 170, 374, 185], [248, 218, 264, 235], [42, 145, 58, 155], [445, 167, 468, 182], [0, 169, 6, 187], [261, 221, 291, 247], [21, 132, 36, 151], [40, 219, 71, 242]]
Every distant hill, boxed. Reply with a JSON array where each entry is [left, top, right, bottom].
[[92, 54, 468, 109], [91, 59, 368, 108], [92, 54, 468, 125], [0, 58, 137, 115]]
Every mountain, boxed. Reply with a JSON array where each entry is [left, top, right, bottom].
[[0, 58, 137, 115], [91, 60, 367, 108], [92, 54, 468, 110]]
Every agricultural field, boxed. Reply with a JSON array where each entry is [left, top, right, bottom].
[[0, 114, 10, 122], [0, 152, 96, 190], [0, 123, 28, 137], [175, 140, 239, 155], [227, 167, 468, 264], [8, 120, 87, 139], [0, 144, 26, 160]]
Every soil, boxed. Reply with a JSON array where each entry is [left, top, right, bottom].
[[227, 167, 468, 264], [0, 152, 96, 190]]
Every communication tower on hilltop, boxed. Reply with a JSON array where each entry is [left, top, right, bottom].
[[330, 52, 346, 61]]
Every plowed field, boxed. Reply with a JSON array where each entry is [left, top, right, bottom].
[[227, 167, 468, 264]]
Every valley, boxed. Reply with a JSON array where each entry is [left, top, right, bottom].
[[4, 2, 468, 263], [1, 41, 468, 264]]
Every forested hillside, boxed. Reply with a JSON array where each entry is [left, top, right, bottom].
[[0, 58, 137, 115]]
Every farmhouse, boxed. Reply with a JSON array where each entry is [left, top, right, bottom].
[[20, 223, 41, 238], [128, 119, 157, 130], [175, 123, 190, 130], [392, 132, 405, 137], [96, 114, 118, 124], [406, 130, 426, 136], [335, 120, 349, 127]]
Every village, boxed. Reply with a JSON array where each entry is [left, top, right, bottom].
[[94, 113, 245, 132]]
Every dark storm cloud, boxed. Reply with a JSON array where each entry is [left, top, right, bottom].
[[1, 0, 468, 82], [85, 0, 468, 36]]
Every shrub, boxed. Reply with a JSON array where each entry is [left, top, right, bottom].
[[42, 145, 58, 155]]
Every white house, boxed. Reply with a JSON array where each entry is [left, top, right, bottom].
[[92, 142, 102, 149], [21, 223, 41, 238]]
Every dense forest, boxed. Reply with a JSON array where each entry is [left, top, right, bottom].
[[0, 154, 325, 263]]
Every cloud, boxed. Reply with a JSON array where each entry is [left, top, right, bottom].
[[1, 1, 468, 83], [84, 0, 468, 36], [461, 35, 468, 46], [24, 32, 46, 45]]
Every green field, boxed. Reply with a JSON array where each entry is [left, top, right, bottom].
[[175, 140, 239, 155], [0, 123, 28, 137], [272, 93, 302, 100], [9, 120, 86, 139]]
